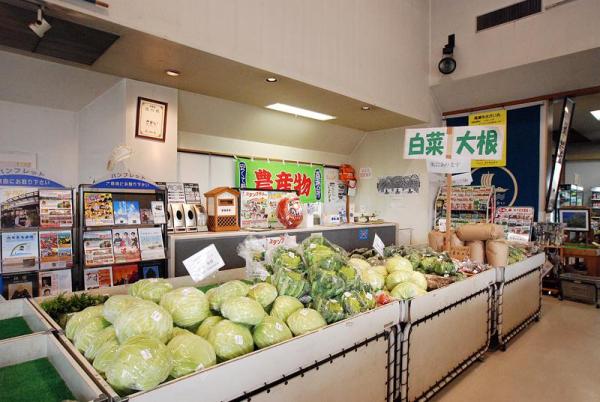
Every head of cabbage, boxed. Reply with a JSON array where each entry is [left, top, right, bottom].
[[196, 316, 224, 339], [409, 271, 428, 290], [65, 305, 104, 340], [390, 282, 427, 300], [103, 295, 149, 323], [362, 269, 385, 291], [105, 336, 172, 392], [252, 316, 293, 349], [220, 296, 266, 326], [247, 282, 278, 309], [385, 270, 414, 291], [73, 316, 110, 354], [92, 339, 119, 375], [160, 287, 210, 328], [208, 280, 250, 312], [286, 308, 326, 336], [270, 295, 303, 322], [207, 320, 254, 361], [385, 256, 413, 274], [114, 302, 173, 344], [85, 325, 117, 361], [129, 279, 174, 303], [167, 333, 217, 378]]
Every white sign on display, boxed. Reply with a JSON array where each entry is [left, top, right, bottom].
[[373, 234, 385, 257], [426, 158, 471, 174], [451, 172, 473, 185], [182, 244, 225, 282]]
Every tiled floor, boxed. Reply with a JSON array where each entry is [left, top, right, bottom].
[[431, 296, 600, 402]]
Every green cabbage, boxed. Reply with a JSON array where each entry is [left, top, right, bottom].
[[348, 257, 371, 272], [420, 256, 440, 273], [73, 316, 110, 353], [252, 316, 293, 349], [103, 295, 147, 323], [390, 282, 427, 300], [93, 339, 119, 375], [309, 269, 345, 299], [385, 256, 413, 274], [371, 265, 388, 277], [208, 280, 250, 311], [106, 336, 172, 392], [171, 327, 194, 338], [272, 247, 304, 271], [409, 271, 428, 290], [167, 333, 217, 378], [341, 291, 363, 316], [129, 279, 174, 303], [385, 270, 414, 291], [220, 296, 266, 326], [273, 268, 310, 298], [207, 320, 254, 361], [247, 283, 278, 309], [362, 269, 385, 291], [114, 302, 173, 344], [270, 296, 304, 322], [85, 326, 117, 361], [314, 297, 345, 324], [196, 316, 224, 339], [286, 308, 326, 336], [160, 287, 210, 328], [65, 305, 104, 340]]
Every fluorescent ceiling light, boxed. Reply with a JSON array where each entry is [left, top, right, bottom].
[[266, 103, 335, 121], [591, 110, 600, 120]]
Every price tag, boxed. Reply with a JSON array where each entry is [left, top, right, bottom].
[[183, 244, 225, 282], [373, 234, 385, 257]]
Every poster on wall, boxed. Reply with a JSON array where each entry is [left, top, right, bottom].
[[239, 190, 269, 229], [376, 174, 421, 196], [135, 97, 167, 142], [236, 158, 323, 203], [495, 206, 534, 241], [468, 110, 507, 168], [323, 168, 346, 221]]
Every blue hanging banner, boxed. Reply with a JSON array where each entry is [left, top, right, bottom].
[[91, 173, 159, 190], [0, 168, 65, 188]]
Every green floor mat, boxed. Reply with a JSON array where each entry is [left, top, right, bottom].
[[0, 358, 75, 402], [0, 317, 33, 340]]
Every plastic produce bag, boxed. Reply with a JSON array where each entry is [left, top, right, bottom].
[[73, 316, 110, 353], [85, 326, 117, 361], [196, 316, 224, 339], [237, 237, 269, 280], [93, 339, 119, 375], [103, 295, 148, 323], [247, 282, 278, 309], [269, 295, 304, 322], [167, 333, 217, 378]]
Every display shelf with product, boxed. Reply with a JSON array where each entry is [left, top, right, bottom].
[[77, 184, 168, 291], [434, 186, 495, 230], [557, 184, 584, 208]]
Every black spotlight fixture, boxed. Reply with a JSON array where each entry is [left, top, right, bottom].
[[438, 34, 456, 75]]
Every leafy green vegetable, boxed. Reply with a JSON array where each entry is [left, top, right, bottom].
[[129, 279, 174, 304], [270, 296, 304, 322], [314, 297, 345, 324], [247, 282, 278, 309], [65, 305, 104, 340], [160, 287, 210, 328], [113, 302, 173, 344], [40, 293, 108, 324], [208, 280, 250, 312], [273, 268, 310, 298], [385, 270, 413, 291], [103, 295, 148, 323], [390, 282, 427, 300], [207, 320, 254, 361], [92, 339, 119, 375], [252, 316, 293, 349], [73, 316, 110, 354], [106, 336, 172, 392], [167, 333, 216, 378], [271, 247, 305, 271], [385, 256, 413, 273], [362, 269, 385, 291], [85, 326, 116, 361], [409, 271, 428, 290], [220, 296, 266, 326], [196, 316, 224, 339], [310, 269, 345, 299], [286, 308, 326, 336], [341, 291, 363, 316], [338, 265, 362, 290]]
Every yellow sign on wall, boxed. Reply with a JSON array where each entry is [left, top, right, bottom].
[[469, 110, 507, 167]]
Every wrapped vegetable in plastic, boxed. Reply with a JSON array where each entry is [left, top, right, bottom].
[[220, 296, 266, 326], [74, 316, 110, 353], [252, 316, 293, 349], [93, 339, 119, 375], [65, 305, 104, 340], [247, 282, 278, 309], [362, 269, 385, 291], [286, 308, 326, 336], [171, 327, 194, 338], [85, 326, 117, 361], [114, 302, 173, 344], [390, 282, 427, 300], [208, 280, 250, 312], [409, 271, 428, 290], [348, 257, 371, 272], [167, 333, 217, 378], [237, 237, 269, 280], [106, 336, 172, 392], [103, 295, 147, 323], [160, 287, 210, 328], [270, 247, 305, 272], [196, 316, 223, 339], [338, 265, 362, 290], [273, 268, 310, 299], [314, 297, 345, 324], [385, 270, 414, 291], [207, 320, 254, 361], [270, 295, 303, 322], [310, 269, 346, 299], [341, 291, 363, 316], [385, 256, 413, 274], [129, 279, 173, 304]]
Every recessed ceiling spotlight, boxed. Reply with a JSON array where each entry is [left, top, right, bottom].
[[265, 77, 278, 83], [165, 69, 180, 77], [361, 105, 371, 111]]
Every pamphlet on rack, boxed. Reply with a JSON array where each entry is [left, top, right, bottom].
[[84, 266, 113, 290], [138, 227, 165, 260], [166, 182, 186, 203], [151, 201, 166, 224], [112, 228, 141, 263], [38, 269, 72, 296], [2, 272, 38, 299], [83, 230, 115, 266], [39, 189, 73, 227], [1, 231, 39, 273], [84, 193, 114, 226], [39, 230, 73, 270], [184, 183, 202, 204], [113, 200, 141, 225], [0, 188, 39, 228], [112, 264, 140, 285]]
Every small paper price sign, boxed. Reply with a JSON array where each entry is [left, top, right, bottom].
[[183, 244, 225, 282], [373, 234, 385, 257]]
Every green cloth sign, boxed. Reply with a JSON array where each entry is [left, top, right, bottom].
[[236, 158, 324, 203], [403, 126, 504, 161]]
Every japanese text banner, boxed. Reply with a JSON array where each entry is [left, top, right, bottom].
[[236, 158, 324, 203]]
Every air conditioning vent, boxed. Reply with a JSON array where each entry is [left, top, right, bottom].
[[476, 0, 542, 32]]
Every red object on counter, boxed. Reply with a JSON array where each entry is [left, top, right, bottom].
[[276, 197, 303, 229]]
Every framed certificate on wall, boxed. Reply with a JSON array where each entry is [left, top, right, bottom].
[[135, 97, 167, 142]]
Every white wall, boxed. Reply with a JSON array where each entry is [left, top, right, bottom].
[[47, 0, 432, 121], [564, 160, 600, 202], [0, 100, 79, 186], [429, 0, 600, 85]]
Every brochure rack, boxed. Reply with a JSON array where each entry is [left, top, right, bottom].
[[76, 184, 168, 291], [434, 185, 495, 230]]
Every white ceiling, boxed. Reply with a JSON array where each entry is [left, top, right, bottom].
[[571, 93, 600, 141]]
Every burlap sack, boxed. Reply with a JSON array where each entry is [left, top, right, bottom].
[[428, 230, 445, 252], [486, 239, 509, 267], [466, 240, 485, 263], [456, 223, 504, 242], [450, 231, 464, 247]]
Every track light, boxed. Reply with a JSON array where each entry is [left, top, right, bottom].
[[438, 34, 456, 75], [29, 7, 51, 38]]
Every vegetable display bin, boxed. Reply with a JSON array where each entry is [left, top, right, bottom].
[[495, 253, 545, 349], [398, 268, 496, 402], [0, 298, 54, 340], [34, 269, 402, 402], [0, 332, 107, 402]]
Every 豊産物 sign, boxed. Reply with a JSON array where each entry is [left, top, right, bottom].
[[403, 126, 504, 161]]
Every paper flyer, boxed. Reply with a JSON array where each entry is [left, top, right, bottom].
[[138, 227, 165, 261], [240, 190, 269, 229], [39, 189, 73, 228], [112, 228, 141, 263], [39, 230, 73, 270], [1, 231, 39, 273], [0, 188, 39, 229], [112, 264, 140, 286], [38, 269, 72, 296], [84, 193, 114, 226], [84, 267, 113, 290], [151, 201, 166, 224], [83, 230, 114, 266]]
